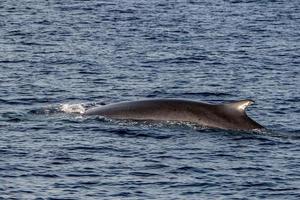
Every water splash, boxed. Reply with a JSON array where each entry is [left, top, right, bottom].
[[60, 103, 86, 114]]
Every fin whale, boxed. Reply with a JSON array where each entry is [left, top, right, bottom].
[[84, 99, 265, 131]]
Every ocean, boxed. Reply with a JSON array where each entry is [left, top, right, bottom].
[[0, 0, 299, 199]]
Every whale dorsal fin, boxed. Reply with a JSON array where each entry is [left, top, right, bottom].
[[225, 99, 254, 113]]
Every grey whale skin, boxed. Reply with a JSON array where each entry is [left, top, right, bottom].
[[84, 99, 264, 131]]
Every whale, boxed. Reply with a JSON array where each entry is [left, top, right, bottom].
[[84, 99, 265, 131]]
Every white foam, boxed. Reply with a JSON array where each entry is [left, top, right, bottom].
[[60, 103, 86, 114]]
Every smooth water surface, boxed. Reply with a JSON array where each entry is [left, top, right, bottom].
[[0, 0, 299, 199]]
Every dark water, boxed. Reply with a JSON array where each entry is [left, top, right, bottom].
[[1, 0, 300, 199]]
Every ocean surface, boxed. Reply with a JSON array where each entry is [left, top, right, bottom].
[[0, 0, 299, 199]]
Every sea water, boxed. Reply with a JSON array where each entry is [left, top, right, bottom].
[[0, 0, 299, 199]]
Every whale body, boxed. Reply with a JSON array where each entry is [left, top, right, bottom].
[[84, 99, 265, 131]]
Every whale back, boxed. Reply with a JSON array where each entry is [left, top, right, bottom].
[[85, 99, 264, 131]]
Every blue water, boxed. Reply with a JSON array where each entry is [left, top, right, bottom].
[[1, 0, 300, 199]]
